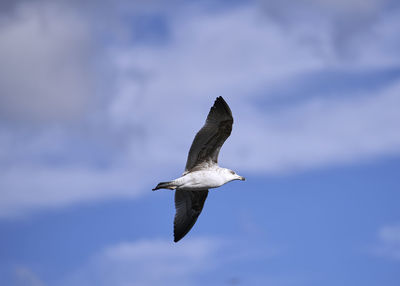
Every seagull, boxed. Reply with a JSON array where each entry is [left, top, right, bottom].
[[153, 96, 245, 242]]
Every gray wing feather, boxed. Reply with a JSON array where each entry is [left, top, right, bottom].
[[174, 190, 209, 242], [185, 96, 233, 172]]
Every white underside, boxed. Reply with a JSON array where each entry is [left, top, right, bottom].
[[172, 168, 232, 191]]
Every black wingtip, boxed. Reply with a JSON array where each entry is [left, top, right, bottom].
[[215, 96, 226, 104], [213, 96, 232, 117], [173, 234, 182, 243], [174, 230, 185, 242], [174, 225, 190, 243]]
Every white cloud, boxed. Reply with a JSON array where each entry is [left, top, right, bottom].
[[112, 5, 326, 102], [0, 1, 400, 218], [62, 237, 222, 286], [224, 80, 400, 173], [109, 5, 400, 174], [0, 1, 95, 123], [372, 224, 400, 260], [14, 266, 46, 286], [60, 236, 280, 286], [257, 0, 400, 65], [0, 166, 148, 218]]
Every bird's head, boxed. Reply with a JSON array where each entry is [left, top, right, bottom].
[[224, 168, 245, 182]]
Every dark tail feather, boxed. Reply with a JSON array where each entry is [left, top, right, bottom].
[[152, 181, 175, 191]]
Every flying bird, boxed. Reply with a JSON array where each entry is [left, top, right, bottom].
[[153, 96, 245, 242]]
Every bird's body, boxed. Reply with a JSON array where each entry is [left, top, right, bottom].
[[155, 166, 243, 191], [153, 96, 245, 242], [175, 167, 236, 190]]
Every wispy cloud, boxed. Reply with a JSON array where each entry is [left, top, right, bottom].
[[60, 236, 280, 286], [0, 167, 148, 218], [14, 266, 46, 286], [62, 237, 222, 286], [371, 224, 400, 260], [225, 80, 400, 173]]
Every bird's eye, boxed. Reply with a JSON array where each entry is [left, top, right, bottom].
[[229, 170, 235, 175]]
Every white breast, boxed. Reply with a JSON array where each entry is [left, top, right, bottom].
[[174, 169, 228, 191]]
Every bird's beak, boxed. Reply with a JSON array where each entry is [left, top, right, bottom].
[[238, 176, 245, 181]]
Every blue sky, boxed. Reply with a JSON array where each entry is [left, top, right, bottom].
[[1, 0, 400, 285]]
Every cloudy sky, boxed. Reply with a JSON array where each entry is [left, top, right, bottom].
[[1, 0, 400, 285]]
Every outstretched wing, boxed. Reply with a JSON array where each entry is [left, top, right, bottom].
[[174, 190, 209, 242], [185, 96, 233, 172]]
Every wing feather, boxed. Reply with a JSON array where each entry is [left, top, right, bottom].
[[185, 96, 233, 172], [174, 190, 209, 242]]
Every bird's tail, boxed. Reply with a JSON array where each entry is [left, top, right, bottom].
[[152, 181, 176, 191]]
